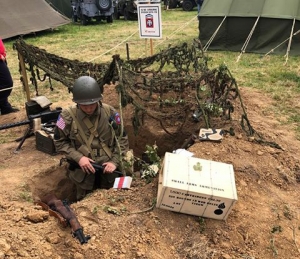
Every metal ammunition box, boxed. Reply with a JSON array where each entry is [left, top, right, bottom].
[[26, 101, 50, 117], [35, 130, 56, 155]]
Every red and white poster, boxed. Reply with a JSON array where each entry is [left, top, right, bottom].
[[137, 4, 162, 39]]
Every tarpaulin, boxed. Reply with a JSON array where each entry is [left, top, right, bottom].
[[0, 0, 70, 40]]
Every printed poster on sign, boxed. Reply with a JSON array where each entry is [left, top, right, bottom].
[[137, 4, 162, 39]]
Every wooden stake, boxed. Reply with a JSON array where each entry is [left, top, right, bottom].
[[18, 52, 30, 101], [150, 39, 153, 56], [145, 38, 147, 56]]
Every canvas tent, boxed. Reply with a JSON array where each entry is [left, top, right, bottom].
[[198, 0, 300, 57], [0, 0, 70, 40]]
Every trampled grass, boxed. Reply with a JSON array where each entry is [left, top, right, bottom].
[[1, 6, 300, 139]]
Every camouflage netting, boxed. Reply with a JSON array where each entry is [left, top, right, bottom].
[[13, 38, 281, 149]]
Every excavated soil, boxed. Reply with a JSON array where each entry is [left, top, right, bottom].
[[0, 85, 300, 259]]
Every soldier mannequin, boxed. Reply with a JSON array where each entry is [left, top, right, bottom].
[[54, 76, 129, 201]]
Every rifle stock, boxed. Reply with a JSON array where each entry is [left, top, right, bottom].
[[40, 193, 90, 245]]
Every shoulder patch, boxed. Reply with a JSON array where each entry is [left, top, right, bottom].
[[114, 112, 121, 125], [56, 114, 66, 130]]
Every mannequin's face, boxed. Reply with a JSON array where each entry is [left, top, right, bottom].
[[79, 103, 98, 115]]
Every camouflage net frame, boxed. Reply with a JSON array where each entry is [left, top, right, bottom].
[[13, 38, 281, 149]]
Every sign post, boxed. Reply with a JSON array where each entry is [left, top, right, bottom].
[[137, 1, 162, 56]]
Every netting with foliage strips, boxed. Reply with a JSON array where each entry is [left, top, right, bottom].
[[14, 38, 242, 137]]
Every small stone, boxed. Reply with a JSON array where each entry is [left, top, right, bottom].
[[257, 151, 264, 156], [236, 134, 243, 139], [222, 253, 231, 259], [74, 252, 84, 259], [26, 210, 49, 223], [0, 239, 11, 255], [45, 233, 61, 244], [240, 180, 247, 187], [248, 136, 255, 142]]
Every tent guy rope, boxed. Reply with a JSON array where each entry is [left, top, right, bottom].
[[236, 16, 260, 62]]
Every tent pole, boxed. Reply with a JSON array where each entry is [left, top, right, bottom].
[[284, 18, 296, 65]]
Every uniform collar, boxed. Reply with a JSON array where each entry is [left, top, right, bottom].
[[76, 103, 101, 120]]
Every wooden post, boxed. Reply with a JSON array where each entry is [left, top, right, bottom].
[[126, 43, 130, 60], [150, 39, 153, 56], [18, 52, 30, 101], [145, 38, 148, 56], [148, 1, 153, 56]]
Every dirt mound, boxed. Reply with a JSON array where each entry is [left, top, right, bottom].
[[0, 87, 300, 259]]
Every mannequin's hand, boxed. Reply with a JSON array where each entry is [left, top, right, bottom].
[[79, 157, 96, 174], [102, 162, 117, 173]]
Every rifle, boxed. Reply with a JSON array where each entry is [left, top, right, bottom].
[[36, 193, 90, 245], [63, 158, 124, 176], [0, 108, 62, 152]]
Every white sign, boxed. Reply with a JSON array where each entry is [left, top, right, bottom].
[[137, 4, 162, 39]]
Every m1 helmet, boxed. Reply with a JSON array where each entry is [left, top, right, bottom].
[[72, 76, 102, 105]]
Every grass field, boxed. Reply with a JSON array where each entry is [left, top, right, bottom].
[[2, 6, 300, 139]]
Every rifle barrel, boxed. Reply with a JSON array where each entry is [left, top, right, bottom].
[[28, 108, 62, 124], [0, 120, 30, 130], [0, 108, 62, 131]]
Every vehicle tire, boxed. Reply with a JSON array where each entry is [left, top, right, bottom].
[[81, 13, 88, 25], [124, 7, 129, 20], [96, 0, 112, 11], [107, 15, 113, 23], [182, 0, 194, 11], [113, 7, 120, 20], [72, 14, 78, 23], [168, 0, 178, 9]]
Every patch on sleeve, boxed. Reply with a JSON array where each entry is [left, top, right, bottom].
[[56, 114, 66, 130], [114, 112, 121, 125]]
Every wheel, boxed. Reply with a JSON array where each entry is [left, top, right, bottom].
[[72, 14, 78, 23], [81, 13, 87, 25], [96, 0, 112, 11], [168, 0, 178, 9], [113, 7, 120, 20], [182, 0, 194, 11], [107, 14, 113, 23], [124, 7, 129, 20]]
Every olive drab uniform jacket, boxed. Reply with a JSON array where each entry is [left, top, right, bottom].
[[53, 102, 129, 190]]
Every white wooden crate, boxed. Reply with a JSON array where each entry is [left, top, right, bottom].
[[156, 152, 238, 220]]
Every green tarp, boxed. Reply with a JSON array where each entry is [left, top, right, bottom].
[[0, 0, 70, 40], [46, 0, 73, 18], [198, 0, 300, 55]]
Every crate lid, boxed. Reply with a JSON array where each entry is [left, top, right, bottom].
[[161, 152, 238, 200]]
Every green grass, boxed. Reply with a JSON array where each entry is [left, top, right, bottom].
[[1, 6, 300, 139]]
